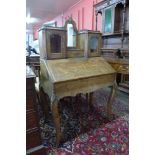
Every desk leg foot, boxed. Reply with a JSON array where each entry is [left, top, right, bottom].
[[86, 93, 89, 103], [86, 92, 93, 111], [51, 101, 61, 147], [107, 82, 117, 120]]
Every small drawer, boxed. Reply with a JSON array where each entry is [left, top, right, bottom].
[[26, 128, 42, 149], [26, 111, 38, 130], [26, 98, 35, 110], [27, 78, 35, 90], [26, 90, 36, 100]]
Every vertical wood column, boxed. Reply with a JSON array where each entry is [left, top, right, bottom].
[[107, 81, 117, 120], [121, 1, 127, 48], [51, 101, 61, 146]]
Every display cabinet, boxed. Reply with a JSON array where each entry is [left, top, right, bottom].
[[39, 27, 67, 59], [79, 30, 102, 58], [95, 0, 129, 34], [95, 0, 129, 93]]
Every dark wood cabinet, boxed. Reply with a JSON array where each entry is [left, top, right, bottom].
[[95, 0, 129, 93], [26, 66, 46, 155], [95, 0, 129, 49], [79, 30, 102, 58]]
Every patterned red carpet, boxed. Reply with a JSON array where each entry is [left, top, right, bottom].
[[48, 115, 128, 155], [39, 88, 129, 155]]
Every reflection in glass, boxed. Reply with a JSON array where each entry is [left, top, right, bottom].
[[67, 24, 76, 47], [50, 34, 61, 53], [90, 37, 98, 52], [104, 8, 112, 33]]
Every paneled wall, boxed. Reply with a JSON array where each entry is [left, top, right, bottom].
[[33, 0, 103, 40]]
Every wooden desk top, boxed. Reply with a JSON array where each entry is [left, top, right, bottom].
[[45, 57, 116, 83]]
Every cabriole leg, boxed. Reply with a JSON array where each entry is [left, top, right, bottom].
[[107, 82, 117, 120], [51, 100, 61, 147]]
